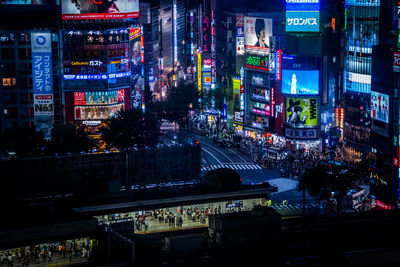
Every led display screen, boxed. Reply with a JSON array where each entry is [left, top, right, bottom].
[[282, 69, 319, 95], [286, 97, 318, 128], [74, 104, 124, 120], [62, 0, 139, 20], [1, 0, 45, 4], [74, 89, 124, 106], [244, 17, 272, 55], [246, 55, 269, 71], [371, 91, 389, 123], [286, 0, 320, 32]]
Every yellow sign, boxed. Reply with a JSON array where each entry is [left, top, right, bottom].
[[204, 76, 211, 83], [197, 52, 202, 95]]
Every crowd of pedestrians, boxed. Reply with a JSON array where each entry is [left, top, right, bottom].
[[0, 241, 91, 266]]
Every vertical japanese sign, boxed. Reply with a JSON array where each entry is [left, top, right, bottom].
[[31, 32, 54, 138], [236, 15, 245, 55], [275, 49, 282, 81], [197, 52, 202, 95]]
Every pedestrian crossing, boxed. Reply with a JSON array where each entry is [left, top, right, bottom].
[[271, 203, 319, 211], [201, 164, 262, 171]]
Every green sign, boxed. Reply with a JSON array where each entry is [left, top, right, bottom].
[[246, 55, 269, 69], [286, 97, 318, 128]]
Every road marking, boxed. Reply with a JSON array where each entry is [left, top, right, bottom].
[[228, 148, 248, 162], [202, 147, 223, 165], [201, 142, 234, 163]]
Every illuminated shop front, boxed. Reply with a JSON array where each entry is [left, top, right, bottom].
[[62, 27, 144, 128]]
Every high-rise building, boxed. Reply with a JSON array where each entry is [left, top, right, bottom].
[[0, 4, 61, 138], [343, 0, 380, 161]]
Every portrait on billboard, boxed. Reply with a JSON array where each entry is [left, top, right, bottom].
[[286, 97, 318, 128], [131, 74, 144, 109], [129, 28, 141, 75], [62, 0, 139, 20], [244, 17, 272, 54]]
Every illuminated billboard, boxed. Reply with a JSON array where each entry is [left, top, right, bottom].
[[344, 70, 371, 93], [129, 28, 141, 75], [244, 17, 272, 55], [286, 0, 320, 32], [245, 55, 269, 71], [1, 0, 45, 4], [74, 104, 124, 120], [286, 97, 318, 128], [282, 69, 319, 95], [62, 0, 139, 20], [74, 90, 124, 106], [371, 91, 389, 123], [236, 15, 245, 55], [31, 32, 54, 138]]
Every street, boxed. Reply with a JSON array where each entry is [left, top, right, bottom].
[[182, 131, 318, 212]]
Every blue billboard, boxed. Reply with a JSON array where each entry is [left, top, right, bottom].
[[282, 69, 319, 95], [286, 0, 320, 32]]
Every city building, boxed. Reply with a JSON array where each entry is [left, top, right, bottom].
[[0, 3, 61, 138], [61, 0, 142, 133], [343, 0, 380, 161]]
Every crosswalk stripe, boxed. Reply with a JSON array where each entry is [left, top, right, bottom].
[[201, 164, 263, 171]]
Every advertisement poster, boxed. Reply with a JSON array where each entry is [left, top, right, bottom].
[[285, 0, 320, 32], [244, 16, 272, 54], [74, 104, 124, 120], [394, 51, 400, 72], [74, 90, 125, 106], [371, 91, 389, 123], [131, 74, 144, 109], [286, 97, 318, 128], [236, 15, 245, 55], [129, 28, 141, 75], [282, 69, 319, 95], [62, 0, 139, 20], [31, 32, 54, 138]]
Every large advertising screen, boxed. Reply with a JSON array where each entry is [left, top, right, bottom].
[[62, 0, 139, 20], [74, 104, 124, 120], [286, 0, 320, 32], [282, 69, 319, 95], [286, 97, 318, 128], [74, 89, 124, 106], [244, 17, 272, 55], [371, 91, 389, 123]]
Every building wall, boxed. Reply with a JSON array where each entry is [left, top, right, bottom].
[[0, 30, 61, 132]]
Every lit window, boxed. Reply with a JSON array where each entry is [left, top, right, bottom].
[[2, 78, 16, 87], [2, 78, 11, 87]]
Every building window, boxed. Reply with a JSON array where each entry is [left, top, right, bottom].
[[18, 48, 31, 60], [2, 78, 16, 87], [1, 48, 15, 60]]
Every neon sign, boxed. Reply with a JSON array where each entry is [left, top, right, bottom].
[[63, 71, 131, 80], [245, 55, 269, 71]]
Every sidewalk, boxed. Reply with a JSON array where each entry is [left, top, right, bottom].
[[2, 254, 90, 267]]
